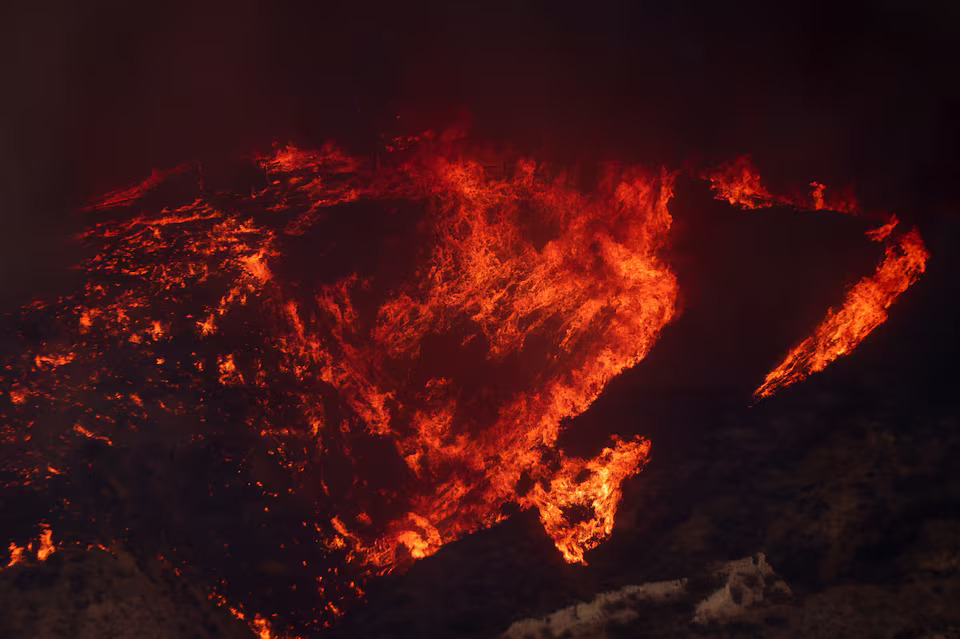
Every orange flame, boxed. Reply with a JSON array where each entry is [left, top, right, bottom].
[[705, 156, 929, 398], [529, 437, 651, 563], [707, 156, 859, 213], [706, 155, 785, 209], [36, 527, 55, 561]]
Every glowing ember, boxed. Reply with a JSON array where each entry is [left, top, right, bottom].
[[73, 424, 114, 445]]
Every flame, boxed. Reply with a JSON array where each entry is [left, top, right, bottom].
[[214, 593, 300, 639], [707, 156, 859, 213], [705, 156, 929, 398], [529, 437, 651, 563], [6, 543, 24, 567], [706, 155, 785, 209], [5, 525, 57, 567], [754, 226, 928, 398], [866, 214, 899, 242], [36, 527, 55, 560], [251, 616, 276, 639]]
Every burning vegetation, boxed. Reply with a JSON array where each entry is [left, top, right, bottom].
[[0, 134, 928, 636], [704, 156, 929, 399]]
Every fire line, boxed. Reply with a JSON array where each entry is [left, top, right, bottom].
[[0, 134, 928, 633]]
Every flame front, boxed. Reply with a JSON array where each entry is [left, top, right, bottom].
[[264, 151, 678, 568], [753, 226, 928, 398], [705, 156, 929, 399], [0, 139, 929, 632]]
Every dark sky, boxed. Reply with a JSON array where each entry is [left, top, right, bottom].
[[1, 0, 957, 326]]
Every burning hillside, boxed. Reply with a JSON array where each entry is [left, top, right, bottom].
[[0, 133, 928, 636]]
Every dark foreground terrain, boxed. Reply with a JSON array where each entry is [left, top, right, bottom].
[[4, 370, 959, 639]]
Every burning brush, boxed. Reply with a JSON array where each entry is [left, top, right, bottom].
[[0, 132, 927, 636]]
